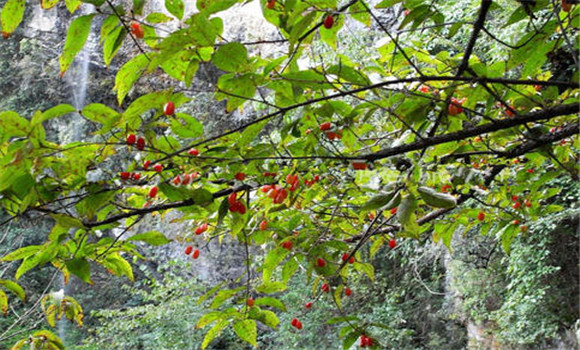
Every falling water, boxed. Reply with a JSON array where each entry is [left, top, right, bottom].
[[64, 5, 95, 143]]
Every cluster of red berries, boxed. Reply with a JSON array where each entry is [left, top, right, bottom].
[[511, 196, 533, 210], [319, 121, 343, 140], [291, 317, 303, 330], [285, 174, 300, 192], [341, 253, 355, 264], [261, 185, 288, 204], [304, 174, 320, 187], [228, 192, 247, 214], [126, 134, 146, 150], [360, 334, 374, 347], [171, 172, 199, 186], [120, 171, 141, 181], [184, 245, 200, 259]]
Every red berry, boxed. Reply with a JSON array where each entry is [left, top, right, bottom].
[[349, 256, 355, 264], [390, 207, 398, 215], [352, 162, 368, 170], [185, 245, 193, 255], [234, 172, 246, 181], [237, 202, 247, 214], [513, 219, 520, 225], [266, 0, 275, 9], [172, 175, 182, 186], [520, 225, 528, 233], [188, 148, 199, 156], [323, 15, 334, 29], [148, 186, 158, 198], [305, 302, 313, 309], [120, 172, 131, 180], [130, 22, 144, 39], [153, 164, 163, 172], [524, 199, 532, 208], [345, 288, 352, 296], [505, 106, 515, 117], [295, 320, 302, 330], [181, 173, 192, 185], [321, 283, 330, 293], [319, 122, 332, 131], [195, 223, 208, 235], [259, 220, 268, 231], [317, 258, 326, 268], [131, 173, 141, 181], [562, 0, 572, 12], [341, 253, 349, 262], [228, 192, 238, 205], [389, 238, 396, 249], [136, 137, 146, 150], [273, 188, 288, 204], [126, 134, 136, 145], [281, 241, 293, 250], [291, 318, 298, 327], [192, 249, 200, 259], [477, 212, 485, 221], [163, 101, 175, 116], [143, 160, 151, 170], [513, 202, 521, 210], [360, 336, 367, 347], [527, 169, 534, 173], [246, 298, 254, 307], [448, 97, 464, 116], [511, 195, 519, 202]]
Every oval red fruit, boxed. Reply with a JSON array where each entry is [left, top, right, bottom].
[[266, 0, 275, 9], [259, 220, 268, 231], [148, 186, 158, 198], [341, 253, 349, 262], [228, 192, 238, 205], [120, 172, 130, 180], [163, 101, 175, 116], [172, 175, 182, 186], [281, 241, 293, 250], [188, 148, 199, 156], [126, 134, 136, 145], [143, 160, 151, 170], [513, 202, 521, 210], [319, 122, 332, 131], [234, 172, 246, 181], [131, 173, 141, 181], [477, 212, 485, 221], [246, 298, 254, 307], [136, 137, 146, 150], [345, 288, 352, 296], [349, 256, 355, 264], [192, 249, 200, 259], [352, 162, 368, 170], [305, 302, 313, 309], [524, 199, 532, 207], [321, 283, 330, 293], [295, 320, 302, 330], [323, 15, 334, 29], [390, 207, 398, 215], [153, 164, 163, 172], [291, 318, 298, 327], [389, 238, 396, 249], [185, 245, 193, 255], [317, 258, 326, 268], [130, 22, 144, 39]]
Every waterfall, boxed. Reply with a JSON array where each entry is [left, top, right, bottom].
[[64, 5, 96, 143]]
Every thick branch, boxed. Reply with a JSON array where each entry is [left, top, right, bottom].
[[456, 0, 492, 76]]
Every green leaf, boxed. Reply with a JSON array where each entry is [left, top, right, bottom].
[[212, 43, 249, 73], [0, 280, 26, 301], [65, 258, 92, 284], [216, 73, 258, 112], [103, 26, 127, 67], [0, 111, 29, 142], [0, 290, 7, 315], [114, 54, 149, 105], [1, 245, 42, 262], [255, 281, 286, 294], [50, 213, 86, 229], [165, 0, 184, 19], [33, 104, 76, 126], [376, 0, 403, 8], [59, 14, 95, 77], [249, 308, 279, 329], [197, 0, 239, 14], [64, 0, 80, 13], [171, 113, 204, 138], [0, 0, 25, 38], [360, 191, 396, 211], [254, 297, 286, 311], [417, 186, 457, 209], [133, 0, 145, 15], [201, 319, 230, 349], [262, 247, 289, 282], [326, 315, 360, 325], [127, 231, 171, 246], [210, 287, 244, 309], [233, 319, 257, 347], [15, 244, 59, 280], [146, 12, 173, 23], [102, 253, 134, 282]]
